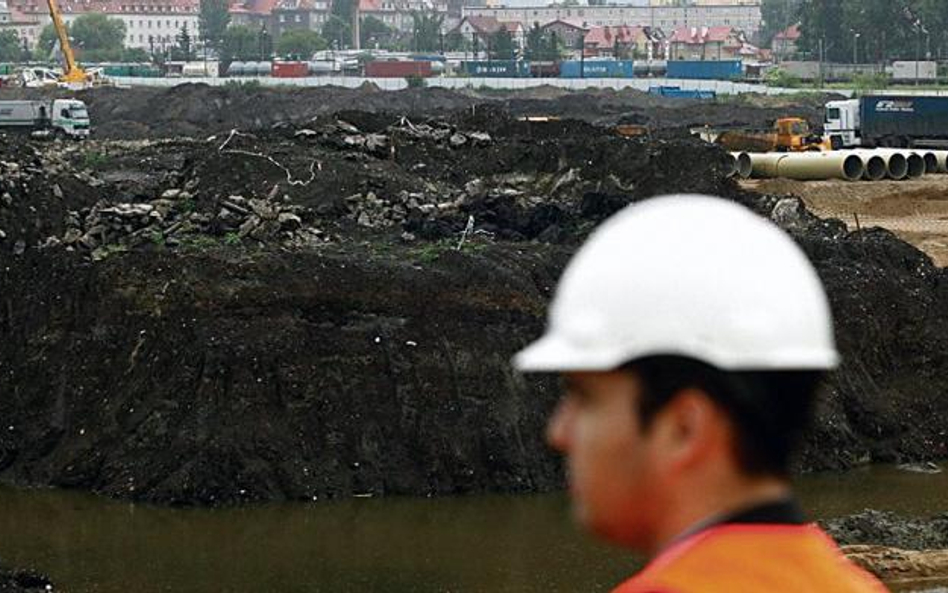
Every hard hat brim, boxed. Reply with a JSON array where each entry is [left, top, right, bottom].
[[513, 334, 628, 373], [514, 334, 841, 373]]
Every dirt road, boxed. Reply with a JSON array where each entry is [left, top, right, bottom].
[[742, 177, 948, 266]]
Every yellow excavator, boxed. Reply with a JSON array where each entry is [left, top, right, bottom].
[[46, 0, 92, 87]]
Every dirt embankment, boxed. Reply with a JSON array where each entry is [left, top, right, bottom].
[[0, 88, 946, 505], [0, 84, 836, 140]]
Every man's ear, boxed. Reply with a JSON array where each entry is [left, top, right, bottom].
[[648, 388, 721, 471]]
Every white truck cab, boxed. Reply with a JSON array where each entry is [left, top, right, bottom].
[[824, 99, 861, 149], [51, 99, 91, 138]]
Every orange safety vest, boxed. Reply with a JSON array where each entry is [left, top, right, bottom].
[[613, 523, 890, 593]]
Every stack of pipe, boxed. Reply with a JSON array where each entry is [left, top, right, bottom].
[[734, 149, 948, 182]]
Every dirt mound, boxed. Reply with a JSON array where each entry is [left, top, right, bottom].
[[1, 106, 948, 506]]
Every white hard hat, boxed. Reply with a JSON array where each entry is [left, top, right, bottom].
[[514, 195, 838, 372]]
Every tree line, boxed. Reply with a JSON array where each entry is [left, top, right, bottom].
[[764, 0, 948, 64]]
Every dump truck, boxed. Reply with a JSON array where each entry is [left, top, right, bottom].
[[693, 117, 830, 152], [825, 95, 948, 149], [0, 99, 90, 138]]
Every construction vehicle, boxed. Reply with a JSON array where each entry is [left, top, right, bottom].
[[693, 117, 831, 152], [45, 0, 93, 88], [0, 99, 90, 138]]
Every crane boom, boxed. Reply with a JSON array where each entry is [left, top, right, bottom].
[[45, 0, 87, 84]]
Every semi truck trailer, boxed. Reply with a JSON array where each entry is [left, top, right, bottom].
[[825, 95, 948, 149], [0, 99, 90, 138]]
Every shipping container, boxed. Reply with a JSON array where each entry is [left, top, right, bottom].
[[666, 60, 742, 80], [461, 60, 530, 78], [648, 86, 716, 100], [890, 61, 937, 82], [529, 61, 560, 78], [364, 60, 433, 78], [272, 61, 309, 78], [560, 60, 634, 78]]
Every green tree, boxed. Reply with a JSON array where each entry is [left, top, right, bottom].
[[524, 23, 561, 61], [322, 15, 351, 49], [760, 0, 802, 47], [488, 27, 514, 60], [199, 0, 231, 51], [275, 28, 327, 58], [411, 10, 443, 52], [175, 23, 193, 60], [0, 30, 22, 62], [797, 0, 845, 61], [220, 24, 257, 65], [35, 24, 59, 60], [360, 15, 393, 48], [70, 13, 126, 56], [445, 30, 469, 52]]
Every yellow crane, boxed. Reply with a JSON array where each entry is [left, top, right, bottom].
[[46, 0, 89, 86]]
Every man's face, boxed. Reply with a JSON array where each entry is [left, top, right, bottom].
[[545, 370, 668, 550]]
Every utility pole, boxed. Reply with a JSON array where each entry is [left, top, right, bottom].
[[818, 36, 824, 88], [916, 24, 920, 87]]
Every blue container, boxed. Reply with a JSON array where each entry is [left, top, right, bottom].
[[560, 60, 634, 78], [648, 86, 716, 99], [859, 95, 948, 140], [462, 61, 530, 78], [666, 60, 742, 80]]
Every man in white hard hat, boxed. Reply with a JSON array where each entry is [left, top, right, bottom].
[[515, 195, 888, 593]]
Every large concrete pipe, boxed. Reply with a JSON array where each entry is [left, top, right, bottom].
[[724, 152, 739, 178], [774, 152, 864, 181], [748, 153, 790, 178], [733, 152, 753, 179], [920, 151, 939, 174], [906, 152, 926, 179], [930, 150, 948, 173], [852, 150, 887, 181], [873, 149, 920, 179]]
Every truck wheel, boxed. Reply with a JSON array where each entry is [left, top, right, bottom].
[[830, 136, 842, 150]]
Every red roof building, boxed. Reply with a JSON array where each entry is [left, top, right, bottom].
[[668, 25, 744, 61]]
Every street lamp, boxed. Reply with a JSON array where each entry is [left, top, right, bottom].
[[851, 30, 860, 65]]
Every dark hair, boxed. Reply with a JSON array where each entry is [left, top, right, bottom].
[[622, 356, 824, 478]]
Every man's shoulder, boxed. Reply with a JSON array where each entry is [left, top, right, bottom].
[[610, 524, 889, 593]]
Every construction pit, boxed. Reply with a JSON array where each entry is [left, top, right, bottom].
[[2, 84, 948, 590]]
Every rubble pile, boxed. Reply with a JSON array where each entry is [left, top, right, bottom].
[[52, 190, 324, 260]]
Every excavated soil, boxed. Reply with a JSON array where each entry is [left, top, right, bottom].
[[0, 84, 837, 140], [0, 85, 947, 506]]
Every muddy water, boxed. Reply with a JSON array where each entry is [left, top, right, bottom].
[[0, 466, 944, 593]]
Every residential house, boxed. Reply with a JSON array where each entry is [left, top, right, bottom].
[[271, 0, 329, 39], [583, 24, 663, 59], [0, 8, 42, 49], [668, 25, 743, 60], [539, 18, 586, 51], [230, 0, 279, 32], [359, 0, 447, 36], [771, 23, 798, 60]]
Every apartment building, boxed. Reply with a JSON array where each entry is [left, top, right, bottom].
[[464, 2, 760, 39]]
